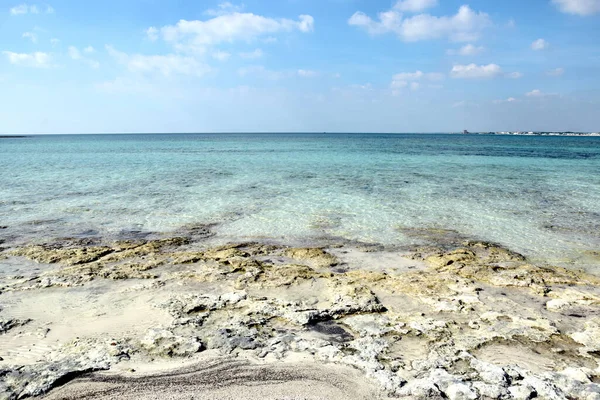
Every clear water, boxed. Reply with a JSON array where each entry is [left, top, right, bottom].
[[1, 133, 599, 269]]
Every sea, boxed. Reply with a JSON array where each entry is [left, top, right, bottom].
[[1, 133, 599, 270]]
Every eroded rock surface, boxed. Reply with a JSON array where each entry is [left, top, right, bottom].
[[1, 238, 600, 399]]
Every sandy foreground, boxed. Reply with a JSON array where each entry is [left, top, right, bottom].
[[1, 228, 600, 399]]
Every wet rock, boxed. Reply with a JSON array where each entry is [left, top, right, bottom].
[[283, 248, 339, 268], [309, 321, 354, 343], [421, 243, 600, 291], [426, 248, 477, 268], [235, 263, 327, 289], [11, 245, 113, 266]]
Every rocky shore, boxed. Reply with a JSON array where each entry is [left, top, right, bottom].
[[1, 229, 599, 399]]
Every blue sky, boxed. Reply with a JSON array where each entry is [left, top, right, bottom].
[[1, 0, 599, 133]]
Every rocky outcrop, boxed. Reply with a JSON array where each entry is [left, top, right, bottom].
[[0, 318, 31, 334], [0, 339, 131, 399], [2, 238, 600, 399], [282, 247, 339, 268]]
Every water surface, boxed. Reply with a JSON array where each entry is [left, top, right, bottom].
[[1, 133, 599, 269]]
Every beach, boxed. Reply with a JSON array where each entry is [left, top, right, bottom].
[[1, 134, 600, 399]]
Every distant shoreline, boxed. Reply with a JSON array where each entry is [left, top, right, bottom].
[[0, 132, 598, 137], [463, 131, 600, 136]]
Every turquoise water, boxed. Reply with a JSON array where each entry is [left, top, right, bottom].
[[1, 133, 599, 269]]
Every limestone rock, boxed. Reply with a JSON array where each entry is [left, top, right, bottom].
[[11, 245, 113, 266], [139, 329, 203, 357], [571, 318, 600, 354], [0, 338, 130, 399], [283, 247, 339, 268]]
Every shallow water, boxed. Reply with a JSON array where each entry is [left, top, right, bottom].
[[1, 133, 599, 269]]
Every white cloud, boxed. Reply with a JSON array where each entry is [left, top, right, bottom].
[[552, 0, 600, 15], [107, 46, 210, 77], [238, 65, 286, 80], [22, 31, 38, 43], [298, 69, 318, 78], [349, 83, 373, 90], [3, 51, 50, 68], [239, 48, 264, 59], [508, 72, 523, 79], [450, 63, 503, 79], [146, 27, 159, 41], [393, 71, 424, 82], [531, 38, 549, 51], [547, 67, 565, 76], [298, 15, 314, 32], [95, 77, 156, 95], [393, 0, 438, 12], [68, 46, 81, 60], [526, 89, 555, 97], [447, 43, 485, 56], [10, 4, 52, 15], [155, 11, 314, 54], [212, 51, 231, 61], [205, 2, 244, 16], [391, 70, 443, 89], [348, 5, 491, 42], [68, 46, 100, 68], [10, 4, 33, 14], [50, 38, 60, 46], [392, 71, 444, 81], [493, 97, 519, 104]]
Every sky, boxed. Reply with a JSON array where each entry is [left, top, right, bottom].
[[1, 0, 599, 133]]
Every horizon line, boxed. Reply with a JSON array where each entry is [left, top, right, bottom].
[[2, 131, 596, 136]]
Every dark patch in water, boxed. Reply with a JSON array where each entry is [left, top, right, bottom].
[[78, 229, 100, 237], [47, 237, 102, 249], [397, 226, 472, 250], [331, 265, 349, 273], [116, 230, 153, 240], [309, 321, 354, 343], [177, 223, 217, 241], [27, 219, 63, 226]]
